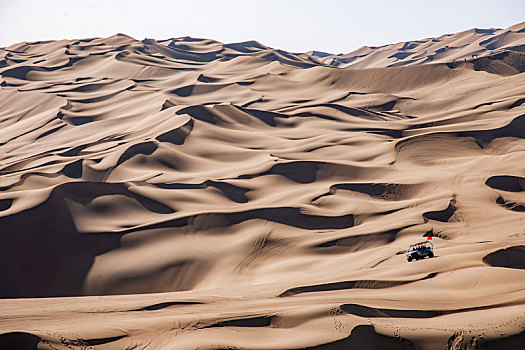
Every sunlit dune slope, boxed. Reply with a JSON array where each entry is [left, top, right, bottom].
[[1, 26, 525, 349], [311, 22, 525, 69]]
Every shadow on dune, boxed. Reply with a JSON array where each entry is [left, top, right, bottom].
[[315, 228, 401, 252], [263, 161, 320, 183], [0, 180, 178, 297], [207, 316, 274, 328], [472, 51, 525, 75], [0, 180, 215, 297], [495, 196, 525, 212], [205, 306, 523, 348], [423, 201, 457, 222], [479, 330, 525, 350], [482, 245, 525, 269], [486, 176, 525, 211], [446, 51, 525, 76], [79, 335, 127, 347], [62, 181, 174, 214], [131, 301, 203, 311], [1, 57, 83, 81], [447, 329, 525, 350], [197, 73, 221, 83], [459, 114, 525, 144], [0, 186, 123, 298], [306, 325, 415, 350], [485, 175, 525, 192], [59, 113, 94, 126], [238, 106, 292, 126], [339, 303, 502, 319], [156, 118, 194, 145], [35, 124, 66, 140], [256, 161, 368, 185], [116, 141, 157, 166], [141, 207, 354, 233], [154, 179, 249, 203], [341, 303, 444, 318], [176, 105, 221, 124], [144, 38, 221, 62], [0, 332, 40, 350], [58, 144, 89, 157], [171, 85, 194, 97], [61, 159, 83, 178], [279, 273, 437, 297], [398, 115, 525, 158], [95, 258, 208, 295], [176, 105, 290, 126], [0, 199, 13, 211], [319, 183, 423, 201]]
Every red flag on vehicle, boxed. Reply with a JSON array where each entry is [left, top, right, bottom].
[[427, 236, 432, 240]]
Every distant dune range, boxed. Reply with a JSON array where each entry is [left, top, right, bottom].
[[1, 23, 525, 349], [310, 22, 525, 69]]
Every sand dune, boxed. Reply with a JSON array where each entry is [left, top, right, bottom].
[[312, 22, 525, 69], [1, 24, 525, 349]]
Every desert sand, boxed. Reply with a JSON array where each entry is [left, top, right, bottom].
[[0, 23, 525, 349]]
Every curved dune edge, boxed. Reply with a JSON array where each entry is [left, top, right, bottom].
[[2, 326, 524, 350], [482, 245, 525, 269], [1, 24, 525, 348], [311, 22, 525, 69]]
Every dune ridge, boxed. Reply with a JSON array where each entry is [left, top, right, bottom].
[[1, 24, 525, 349], [311, 22, 525, 69]]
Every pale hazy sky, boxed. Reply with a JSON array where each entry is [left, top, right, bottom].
[[1, 0, 523, 53]]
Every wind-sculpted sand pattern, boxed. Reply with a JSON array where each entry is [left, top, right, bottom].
[[1, 25, 525, 349]]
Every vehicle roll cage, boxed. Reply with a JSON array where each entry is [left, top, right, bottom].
[[409, 241, 433, 250]]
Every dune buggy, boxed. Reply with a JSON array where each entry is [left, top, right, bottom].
[[407, 241, 434, 262]]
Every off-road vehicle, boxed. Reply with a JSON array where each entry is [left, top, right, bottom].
[[407, 241, 434, 262]]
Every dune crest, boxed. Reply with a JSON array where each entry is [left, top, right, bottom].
[[1, 25, 525, 349], [312, 22, 525, 69]]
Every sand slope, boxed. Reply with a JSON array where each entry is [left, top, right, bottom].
[[312, 22, 525, 69], [1, 26, 525, 349]]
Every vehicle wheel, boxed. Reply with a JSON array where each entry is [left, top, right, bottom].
[[428, 252, 434, 258], [407, 257, 412, 262]]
